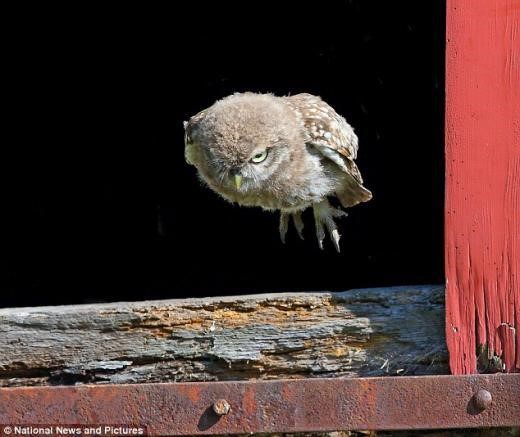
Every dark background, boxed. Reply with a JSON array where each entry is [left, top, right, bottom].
[[2, 1, 445, 307]]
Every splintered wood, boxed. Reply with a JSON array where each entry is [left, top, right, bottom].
[[446, 0, 520, 373]]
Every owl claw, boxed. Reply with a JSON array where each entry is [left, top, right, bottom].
[[280, 211, 306, 243], [330, 229, 341, 253], [292, 212, 305, 240], [313, 200, 347, 252], [279, 212, 290, 244], [314, 215, 326, 250]]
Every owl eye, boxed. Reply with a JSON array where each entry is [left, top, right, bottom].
[[250, 150, 268, 163]]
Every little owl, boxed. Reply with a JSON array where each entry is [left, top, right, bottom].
[[184, 92, 372, 252]]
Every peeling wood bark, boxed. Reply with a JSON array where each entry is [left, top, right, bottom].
[[0, 285, 447, 387]]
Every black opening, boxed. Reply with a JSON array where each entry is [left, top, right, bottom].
[[3, 1, 445, 307]]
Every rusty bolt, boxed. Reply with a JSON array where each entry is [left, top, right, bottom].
[[473, 389, 492, 411], [213, 398, 231, 416]]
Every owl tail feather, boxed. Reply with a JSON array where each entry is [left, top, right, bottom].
[[336, 181, 373, 208]]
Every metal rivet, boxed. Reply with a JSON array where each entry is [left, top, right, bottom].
[[213, 398, 231, 416], [474, 389, 492, 410]]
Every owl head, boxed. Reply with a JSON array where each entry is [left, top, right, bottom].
[[184, 93, 305, 192]]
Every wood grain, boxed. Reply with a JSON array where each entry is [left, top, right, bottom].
[[445, 0, 520, 373], [0, 285, 446, 387]]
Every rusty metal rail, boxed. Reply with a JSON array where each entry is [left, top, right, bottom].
[[1, 374, 519, 435]]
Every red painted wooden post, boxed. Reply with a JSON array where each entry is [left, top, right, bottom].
[[445, 0, 520, 374]]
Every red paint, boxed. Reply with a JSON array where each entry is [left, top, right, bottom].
[[446, 0, 520, 374]]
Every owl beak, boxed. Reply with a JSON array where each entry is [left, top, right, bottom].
[[234, 174, 243, 190]]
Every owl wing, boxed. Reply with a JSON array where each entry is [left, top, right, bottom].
[[286, 93, 372, 207], [286, 93, 359, 160]]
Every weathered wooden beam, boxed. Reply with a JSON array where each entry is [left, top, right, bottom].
[[0, 285, 446, 387]]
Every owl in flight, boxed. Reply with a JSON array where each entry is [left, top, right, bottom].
[[184, 92, 372, 252]]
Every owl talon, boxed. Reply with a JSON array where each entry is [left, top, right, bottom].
[[316, 228, 325, 250], [313, 211, 326, 250], [313, 200, 346, 252], [292, 212, 305, 240], [330, 229, 341, 253], [279, 212, 290, 244]]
